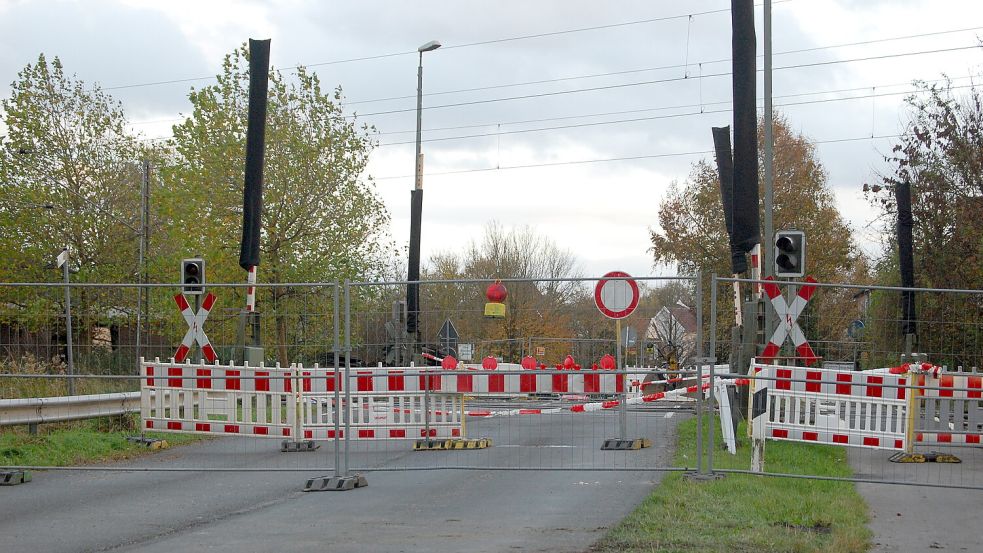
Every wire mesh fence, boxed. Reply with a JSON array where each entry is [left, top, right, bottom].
[[706, 275, 983, 489]]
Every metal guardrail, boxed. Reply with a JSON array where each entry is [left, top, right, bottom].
[[0, 392, 140, 426]]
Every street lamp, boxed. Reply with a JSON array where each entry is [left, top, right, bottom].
[[406, 39, 440, 361]]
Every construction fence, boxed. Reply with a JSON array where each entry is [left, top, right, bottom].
[[1, 275, 982, 489]]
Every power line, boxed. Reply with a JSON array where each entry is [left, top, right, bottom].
[[348, 25, 983, 106], [352, 44, 982, 118], [375, 83, 979, 147], [374, 134, 901, 181]]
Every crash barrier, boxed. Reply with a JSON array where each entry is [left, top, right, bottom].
[[140, 358, 713, 442], [749, 360, 910, 451], [911, 367, 983, 446]]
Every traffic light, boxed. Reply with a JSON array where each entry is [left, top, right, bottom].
[[181, 258, 205, 295], [774, 230, 806, 278]]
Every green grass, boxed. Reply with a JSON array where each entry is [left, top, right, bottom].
[[0, 415, 202, 467], [593, 418, 872, 553]]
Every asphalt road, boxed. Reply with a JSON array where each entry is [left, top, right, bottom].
[[0, 403, 689, 553]]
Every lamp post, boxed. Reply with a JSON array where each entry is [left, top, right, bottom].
[[406, 39, 440, 361]]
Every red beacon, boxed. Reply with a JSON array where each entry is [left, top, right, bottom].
[[484, 279, 507, 318]]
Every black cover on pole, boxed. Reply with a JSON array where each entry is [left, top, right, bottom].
[[712, 126, 748, 274], [730, 0, 760, 260], [895, 179, 917, 337], [406, 188, 423, 336], [239, 38, 271, 270]]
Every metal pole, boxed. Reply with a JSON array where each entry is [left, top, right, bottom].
[[135, 160, 149, 364], [763, 0, 775, 346], [343, 280, 352, 476], [63, 255, 75, 396], [708, 273, 718, 473], [423, 360, 432, 444], [694, 270, 703, 474], [406, 52, 425, 352], [616, 318, 626, 438], [333, 282, 341, 478]]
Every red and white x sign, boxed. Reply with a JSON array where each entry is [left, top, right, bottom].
[[173, 293, 218, 363], [760, 276, 819, 366]]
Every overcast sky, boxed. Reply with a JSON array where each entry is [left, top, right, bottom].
[[2, 0, 981, 278]]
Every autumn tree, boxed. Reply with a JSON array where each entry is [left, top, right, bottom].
[[648, 115, 862, 360], [865, 79, 983, 367], [162, 45, 392, 364]]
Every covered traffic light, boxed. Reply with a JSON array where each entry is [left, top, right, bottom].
[[774, 230, 806, 278], [181, 258, 205, 295]]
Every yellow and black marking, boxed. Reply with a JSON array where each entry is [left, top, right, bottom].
[[601, 438, 652, 450], [0, 470, 31, 486], [889, 451, 961, 464], [126, 436, 169, 450], [413, 437, 493, 451]]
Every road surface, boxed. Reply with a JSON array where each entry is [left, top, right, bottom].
[[0, 402, 690, 553]]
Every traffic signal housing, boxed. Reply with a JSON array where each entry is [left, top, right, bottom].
[[181, 258, 205, 295], [774, 230, 806, 278]]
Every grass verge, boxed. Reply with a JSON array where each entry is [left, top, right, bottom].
[[1, 415, 202, 467], [593, 417, 872, 553]]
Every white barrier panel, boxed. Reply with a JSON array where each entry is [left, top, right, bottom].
[[141, 359, 299, 439], [751, 361, 909, 451], [917, 372, 983, 445], [300, 393, 464, 440]]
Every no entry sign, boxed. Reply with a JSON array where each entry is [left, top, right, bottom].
[[594, 271, 640, 319]]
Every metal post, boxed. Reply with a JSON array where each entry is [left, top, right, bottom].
[[694, 270, 703, 474], [135, 160, 149, 364], [406, 52, 425, 350], [333, 282, 341, 478], [708, 273, 718, 473], [343, 280, 352, 476], [763, 0, 775, 347], [62, 255, 75, 396], [422, 361, 432, 444], [616, 318, 626, 438]]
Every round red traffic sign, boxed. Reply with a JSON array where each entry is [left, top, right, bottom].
[[594, 271, 640, 319]]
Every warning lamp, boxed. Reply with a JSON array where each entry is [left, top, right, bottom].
[[774, 230, 806, 278], [484, 279, 507, 318], [181, 258, 205, 295]]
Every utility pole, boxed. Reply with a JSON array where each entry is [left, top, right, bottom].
[[763, 0, 775, 346], [56, 248, 75, 395], [135, 160, 150, 363]]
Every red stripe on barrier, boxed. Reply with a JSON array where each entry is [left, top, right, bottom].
[[357, 371, 373, 392], [196, 423, 210, 432], [939, 375, 954, 398], [224, 425, 239, 433], [256, 371, 269, 392], [167, 421, 182, 430], [552, 373, 568, 393], [326, 373, 340, 392], [388, 372, 405, 392], [226, 370, 240, 391], [390, 429, 406, 438], [196, 368, 212, 389], [457, 374, 473, 393], [795, 342, 819, 367], [937, 433, 952, 443], [282, 429, 291, 437], [145, 420, 153, 429], [520, 373, 537, 393], [969, 376, 982, 399], [254, 426, 269, 435], [327, 430, 344, 438], [897, 378, 906, 400], [168, 367, 182, 388], [583, 373, 599, 394], [776, 368, 792, 390], [863, 437, 879, 447], [469, 410, 492, 417], [806, 371, 821, 393], [357, 429, 374, 438], [802, 431, 818, 441], [489, 374, 505, 393], [304, 430, 313, 439], [569, 405, 585, 413], [518, 409, 541, 415], [174, 293, 190, 312], [967, 435, 981, 444], [835, 373, 852, 395], [866, 375, 883, 398], [452, 428, 461, 437], [833, 434, 848, 444], [421, 428, 436, 438], [201, 343, 217, 363], [616, 374, 625, 393], [642, 392, 666, 402], [146, 366, 154, 387], [602, 401, 620, 409], [761, 342, 780, 363], [303, 372, 311, 392], [894, 439, 903, 449], [772, 429, 788, 438]]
